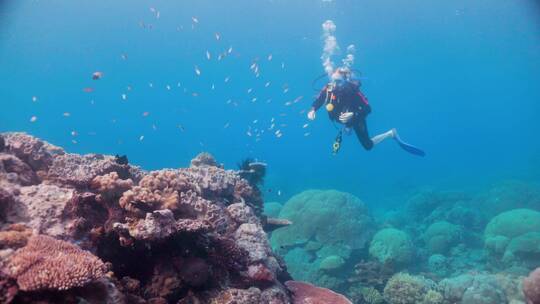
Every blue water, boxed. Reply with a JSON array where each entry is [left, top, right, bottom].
[[1, 0, 539, 208]]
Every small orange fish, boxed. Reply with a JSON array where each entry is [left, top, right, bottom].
[[83, 87, 94, 93]]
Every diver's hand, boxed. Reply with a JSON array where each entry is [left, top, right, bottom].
[[307, 109, 316, 121], [339, 112, 354, 124]]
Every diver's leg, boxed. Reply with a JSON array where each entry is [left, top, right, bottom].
[[371, 128, 396, 145], [353, 119, 374, 150]]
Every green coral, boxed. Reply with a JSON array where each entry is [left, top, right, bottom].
[[484, 209, 540, 267], [422, 221, 462, 254], [319, 255, 345, 271], [361, 287, 384, 304], [263, 202, 283, 218], [383, 273, 441, 304], [369, 228, 414, 266], [271, 190, 375, 250]]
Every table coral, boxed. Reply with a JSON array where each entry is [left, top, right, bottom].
[[5, 235, 107, 291]]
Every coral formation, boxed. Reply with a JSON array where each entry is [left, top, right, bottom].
[[383, 273, 442, 304], [0, 133, 353, 303], [5, 235, 107, 291], [484, 208, 540, 268], [422, 221, 462, 254], [285, 280, 353, 304], [270, 190, 375, 291], [369, 228, 414, 267], [524, 267, 540, 304]]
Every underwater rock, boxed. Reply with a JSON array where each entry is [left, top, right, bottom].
[[47, 153, 134, 188], [0, 135, 5, 152], [0, 132, 299, 303], [484, 208, 540, 268], [7, 184, 74, 238], [3, 132, 64, 172], [524, 267, 540, 304], [285, 280, 353, 304], [422, 221, 462, 254], [369, 228, 415, 267], [0, 154, 38, 186]]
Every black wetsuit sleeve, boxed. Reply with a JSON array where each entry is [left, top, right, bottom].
[[355, 91, 371, 116], [312, 87, 327, 111]]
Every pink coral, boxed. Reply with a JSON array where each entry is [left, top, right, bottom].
[[91, 171, 133, 199], [5, 235, 107, 291], [524, 267, 540, 304], [119, 170, 190, 215], [8, 184, 74, 238], [0, 154, 38, 186], [3, 132, 64, 172], [47, 153, 132, 188], [285, 281, 353, 304]]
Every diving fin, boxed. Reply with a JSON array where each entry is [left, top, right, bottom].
[[393, 132, 426, 157]]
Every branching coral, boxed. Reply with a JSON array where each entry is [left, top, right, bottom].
[[0, 224, 32, 250], [5, 235, 107, 291], [91, 171, 133, 200], [348, 260, 395, 289], [383, 273, 442, 304], [119, 169, 190, 215]]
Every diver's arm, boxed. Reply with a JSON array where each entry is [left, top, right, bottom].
[[311, 86, 327, 111], [355, 91, 371, 116], [308, 86, 327, 120]]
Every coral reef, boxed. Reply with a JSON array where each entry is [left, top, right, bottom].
[[369, 228, 414, 267], [524, 267, 540, 304], [383, 273, 442, 304], [422, 221, 462, 254], [5, 235, 107, 291], [285, 280, 353, 304], [0, 133, 353, 303], [484, 208, 540, 268], [271, 190, 375, 291]]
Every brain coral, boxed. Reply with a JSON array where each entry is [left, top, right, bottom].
[[6, 235, 107, 291], [369, 228, 414, 266], [422, 221, 462, 254], [484, 209, 540, 266], [271, 190, 374, 250]]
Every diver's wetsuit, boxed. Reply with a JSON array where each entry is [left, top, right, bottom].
[[312, 81, 374, 150]]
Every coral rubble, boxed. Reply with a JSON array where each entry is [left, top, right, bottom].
[[0, 133, 352, 304]]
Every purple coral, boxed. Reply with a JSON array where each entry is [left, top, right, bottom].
[[524, 268, 540, 304]]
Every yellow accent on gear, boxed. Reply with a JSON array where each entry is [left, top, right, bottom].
[[326, 103, 334, 112]]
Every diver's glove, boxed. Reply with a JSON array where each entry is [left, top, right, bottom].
[[307, 109, 316, 121], [339, 112, 354, 124]]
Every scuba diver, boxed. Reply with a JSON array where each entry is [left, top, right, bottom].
[[307, 67, 425, 156]]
